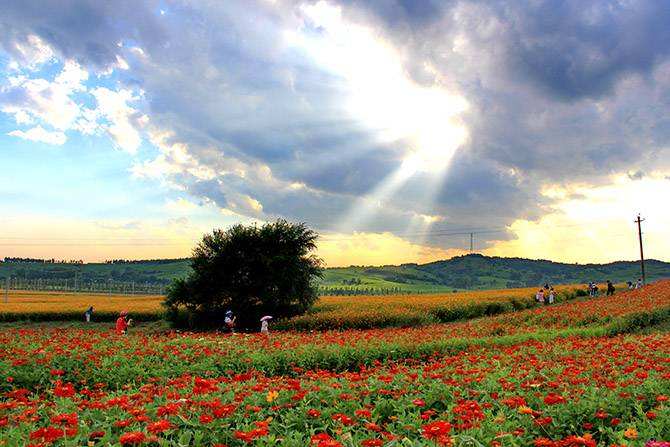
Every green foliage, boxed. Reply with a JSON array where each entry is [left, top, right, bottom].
[[164, 220, 323, 329], [0, 310, 162, 323]]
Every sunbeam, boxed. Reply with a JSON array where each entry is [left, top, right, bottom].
[[287, 1, 470, 235]]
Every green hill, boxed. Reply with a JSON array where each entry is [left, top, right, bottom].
[[320, 254, 669, 293], [1, 254, 667, 294]]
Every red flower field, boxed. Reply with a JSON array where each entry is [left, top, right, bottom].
[[1, 281, 670, 446]]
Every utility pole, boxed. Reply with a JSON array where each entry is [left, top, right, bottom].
[[470, 232, 474, 253], [635, 214, 646, 285]]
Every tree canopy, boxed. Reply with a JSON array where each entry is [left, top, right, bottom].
[[164, 220, 323, 329]]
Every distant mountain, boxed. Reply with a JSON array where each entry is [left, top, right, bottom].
[[320, 254, 670, 291], [1, 254, 667, 292]]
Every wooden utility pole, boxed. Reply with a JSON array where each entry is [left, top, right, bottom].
[[635, 214, 646, 285]]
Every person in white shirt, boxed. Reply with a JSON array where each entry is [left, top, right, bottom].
[[536, 289, 545, 304]]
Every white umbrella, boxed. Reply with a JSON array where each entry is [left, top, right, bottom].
[[260, 315, 273, 321]]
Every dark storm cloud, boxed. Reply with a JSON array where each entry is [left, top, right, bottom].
[[2, 0, 670, 250]]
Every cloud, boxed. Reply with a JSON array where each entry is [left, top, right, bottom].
[[0, 60, 87, 132], [7, 125, 66, 145], [5, 34, 54, 69], [2, 0, 670, 254], [1, 42, 144, 152], [90, 87, 144, 153]]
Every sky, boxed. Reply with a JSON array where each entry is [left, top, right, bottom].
[[1, 0, 669, 266]]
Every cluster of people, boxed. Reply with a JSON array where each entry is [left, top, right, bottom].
[[223, 310, 272, 335], [80, 307, 270, 336], [535, 283, 556, 304], [586, 278, 643, 298], [587, 281, 617, 297]]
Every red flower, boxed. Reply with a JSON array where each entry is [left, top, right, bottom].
[[199, 414, 213, 424], [543, 393, 566, 405], [30, 426, 65, 443], [53, 381, 75, 398], [147, 419, 172, 434], [355, 409, 372, 419], [119, 431, 146, 445], [361, 440, 383, 447], [89, 431, 105, 440], [422, 420, 451, 440], [534, 416, 553, 426]]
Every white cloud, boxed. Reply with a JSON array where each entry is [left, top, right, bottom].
[[8, 126, 66, 145], [90, 87, 143, 153], [8, 34, 54, 69], [0, 60, 87, 131]]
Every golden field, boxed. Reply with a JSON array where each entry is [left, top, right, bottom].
[[278, 284, 585, 330], [0, 285, 585, 327], [0, 290, 164, 321]]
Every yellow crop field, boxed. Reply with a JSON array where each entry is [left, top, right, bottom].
[[278, 284, 585, 330], [0, 290, 164, 321], [1, 285, 586, 327]]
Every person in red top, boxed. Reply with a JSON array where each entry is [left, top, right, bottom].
[[116, 310, 130, 335]]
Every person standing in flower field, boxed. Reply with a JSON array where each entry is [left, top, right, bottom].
[[606, 280, 615, 296], [260, 316, 272, 335], [548, 288, 555, 304], [115, 310, 132, 335], [224, 310, 236, 334], [536, 288, 545, 304], [636, 278, 643, 289], [84, 306, 94, 323]]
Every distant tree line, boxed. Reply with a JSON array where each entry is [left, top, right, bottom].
[[2, 257, 83, 264], [104, 258, 189, 265], [319, 286, 456, 296]]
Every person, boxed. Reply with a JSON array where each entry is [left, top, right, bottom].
[[606, 280, 615, 296], [544, 283, 550, 290], [627, 281, 634, 290], [593, 283, 599, 297], [224, 310, 236, 333], [115, 310, 131, 335], [260, 319, 270, 335], [587, 282, 594, 297], [548, 288, 555, 304], [536, 288, 545, 304], [84, 306, 94, 323], [636, 278, 643, 289]]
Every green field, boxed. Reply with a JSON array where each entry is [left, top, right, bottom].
[[1, 254, 668, 294]]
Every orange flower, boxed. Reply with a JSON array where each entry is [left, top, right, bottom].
[[623, 427, 638, 440]]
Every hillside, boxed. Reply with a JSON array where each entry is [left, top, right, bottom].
[[321, 254, 669, 292], [1, 254, 667, 293]]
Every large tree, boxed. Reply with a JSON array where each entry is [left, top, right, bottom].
[[164, 220, 323, 329]]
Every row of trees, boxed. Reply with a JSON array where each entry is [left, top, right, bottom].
[[2, 257, 84, 264]]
